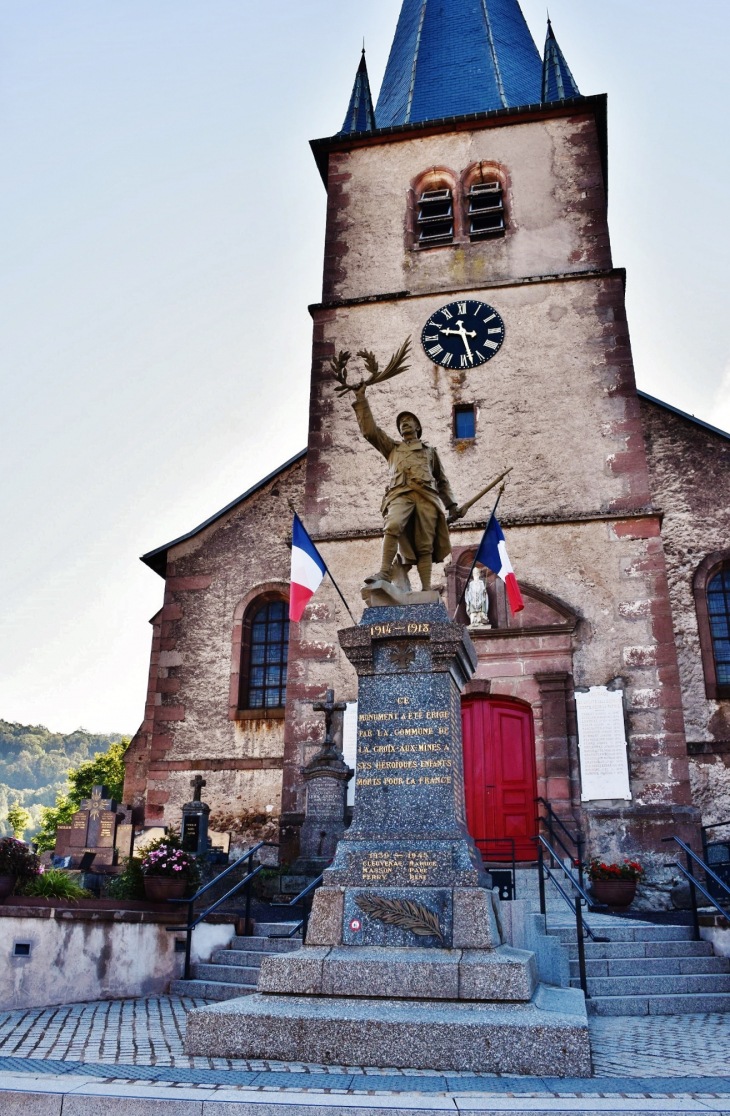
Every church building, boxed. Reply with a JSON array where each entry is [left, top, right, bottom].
[[123, 0, 730, 905]]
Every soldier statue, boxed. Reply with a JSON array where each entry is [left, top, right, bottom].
[[328, 338, 511, 594], [352, 385, 464, 591]]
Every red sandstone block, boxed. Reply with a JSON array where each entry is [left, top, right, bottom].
[[147, 790, 170, 806], [546, 777, 571, 801], [160, 603, 183, 621], [483, 662, 524, 678], [166, 575, 212, 591], [156, 678, 180, 694], [155, 706, 186, 721]]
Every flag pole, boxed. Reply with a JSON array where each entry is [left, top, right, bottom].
[[453, 484, 506, 621], [291, 507, 358, 626]]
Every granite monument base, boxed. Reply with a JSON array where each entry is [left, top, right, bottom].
[[185, 984, 591, 1075]]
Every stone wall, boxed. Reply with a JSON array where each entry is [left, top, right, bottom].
[[124, 455, 305, 836], [640, 397, 730, 830], [0, 906, 234, 1011]]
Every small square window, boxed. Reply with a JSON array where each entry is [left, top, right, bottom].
[[174, 939, 187, 953], [13, 942, 31, 957], [454, 406, 476, 440]]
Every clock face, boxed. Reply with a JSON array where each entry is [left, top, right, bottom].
[[421, 300, 505, 369]]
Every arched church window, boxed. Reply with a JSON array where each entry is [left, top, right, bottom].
[[708, 570, 730, 690], [462, 163, 507, 241], [242, 598, 290, 710], [693, 553, 730, 701]]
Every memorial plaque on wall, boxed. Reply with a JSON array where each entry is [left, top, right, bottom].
[[575, 686, 632, 801]]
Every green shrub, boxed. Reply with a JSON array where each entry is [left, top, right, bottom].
[[22, 869, 91, 901], [103, 857, 146, 900]]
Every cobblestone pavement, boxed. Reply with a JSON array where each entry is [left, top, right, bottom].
[[0, 995, 729, 1088]]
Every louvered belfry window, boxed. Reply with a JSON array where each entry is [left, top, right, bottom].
[[247, 600, 289, 709], [708, 569, 730, 687], [468, 181, 505, 239], [417, 188, 454, 245]]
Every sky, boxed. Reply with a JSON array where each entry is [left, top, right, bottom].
[[1, 0, 729, 735]]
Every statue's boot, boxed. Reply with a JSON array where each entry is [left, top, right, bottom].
[[416, 555, 432, 592], [365, 534, 398, 584]]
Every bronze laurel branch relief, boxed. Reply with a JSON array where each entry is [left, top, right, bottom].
[[354, 894, 444, 942]]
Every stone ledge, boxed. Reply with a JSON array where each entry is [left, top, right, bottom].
[[185, 984, 590, 1074], [257, 944, 537, 1002]]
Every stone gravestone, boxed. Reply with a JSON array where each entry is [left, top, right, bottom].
[[181, 775, 210, 855], [575, 686, 632, 801], [186, 602, 590, 1075], [53, 786, 133, 870], [293, 689, 353, 874]]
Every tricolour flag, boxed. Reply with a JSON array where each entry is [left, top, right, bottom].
[[290, 514, 327, 622], [475, 514, 524, 614]]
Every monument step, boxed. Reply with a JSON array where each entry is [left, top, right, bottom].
[[570, 972, 730, 997], [569, 955, 730, 978], [584, 991, 730, 1016], [193, 963, 262, 984], [211, 948, 271, 966], [253, 922, 303, 938], [548, 923, 693, 943], [230, 935, 301, 953], [170, 978, 256, 1000], [572, 938, 715, 959]]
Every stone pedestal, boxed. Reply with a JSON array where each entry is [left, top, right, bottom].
[[186, 603, 590, 1074]]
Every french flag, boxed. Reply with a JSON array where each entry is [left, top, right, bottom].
[[290, 514, 327, 622], [475, 514, 524, 615]]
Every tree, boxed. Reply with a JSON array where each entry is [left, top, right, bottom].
[[7, 802, 32, 840], [35, 738, 130, 853]]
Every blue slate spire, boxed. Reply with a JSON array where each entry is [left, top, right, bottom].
[[339, 49, 377, 135], [542, 19, 580, 102], [375, 0, 543, 128]]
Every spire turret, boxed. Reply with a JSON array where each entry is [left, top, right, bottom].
[[338, 49, 376, 135], [375, 0, 543, 129], [541, 19, 580, 102]]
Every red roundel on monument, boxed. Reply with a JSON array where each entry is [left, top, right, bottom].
[[349, 918, 361, 931]]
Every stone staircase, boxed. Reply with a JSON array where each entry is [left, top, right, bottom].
[[511, 865, 730, 1016], [170, 923, 301, 1001]]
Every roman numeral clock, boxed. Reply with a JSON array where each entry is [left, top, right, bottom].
[[421, 300, 505, 368]]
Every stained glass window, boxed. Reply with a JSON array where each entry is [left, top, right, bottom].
[[708, 570, 730, 686], [246, 600, 289, 709]]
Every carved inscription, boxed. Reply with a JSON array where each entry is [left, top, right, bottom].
[[370, 622, 431, 638], [351, 849, 452, 886], [356, 697, 452, 788]]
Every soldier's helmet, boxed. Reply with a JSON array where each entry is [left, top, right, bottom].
[[396, 411, 422, 438]]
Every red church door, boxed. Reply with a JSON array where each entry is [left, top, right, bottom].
[[461, 697, 538, 862]]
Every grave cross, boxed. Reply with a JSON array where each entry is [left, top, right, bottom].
[[190, 775, 206, 802], [311, 688, 348, 760]]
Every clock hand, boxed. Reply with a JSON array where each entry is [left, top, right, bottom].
[[440, 320, 476, 361]]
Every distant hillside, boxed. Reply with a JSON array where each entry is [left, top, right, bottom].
[[0, 721, 125, 837]]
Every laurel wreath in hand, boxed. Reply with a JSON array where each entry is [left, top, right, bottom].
[[354, 894, 443, 942], [329, 337, 412, 397]]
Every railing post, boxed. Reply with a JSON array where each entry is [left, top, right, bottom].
[[547, 812, 555, 865], [511, 839, 516, 900], [184, 899, 194, 981], [537, 842, 546, 916], [575, 892, 589, 999], [686, 849, 701, 942]]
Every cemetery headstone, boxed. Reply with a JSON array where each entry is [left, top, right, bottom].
[[52, 785, 133, 871], [293, 689, 354, 874], [181, 775, 210, 855]]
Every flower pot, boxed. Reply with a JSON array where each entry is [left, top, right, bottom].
[[0, 875, 16, 900], [590, 879, 637, 908], [143, 876, 187, 902]]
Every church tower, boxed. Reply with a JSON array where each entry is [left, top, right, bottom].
[[281, 0, 698, 873]]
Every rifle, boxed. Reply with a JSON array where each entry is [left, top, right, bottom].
[[449, 467, 513, 522]]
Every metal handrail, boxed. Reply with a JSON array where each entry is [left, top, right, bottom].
[[536, 833, 609, 999], [269, 874, 325, 941], [702, 818, 730, 833], [536, 797, 581, 849], [475, 838, 517, 900], [536, 798, 586, 894], [165, 840, 279, 979], [662, 836, 730, 941]]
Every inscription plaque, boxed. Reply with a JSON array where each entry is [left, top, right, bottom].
[[575, 686, 632, 801]]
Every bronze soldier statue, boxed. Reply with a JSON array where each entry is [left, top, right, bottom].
[[352, 384, 464, 591]]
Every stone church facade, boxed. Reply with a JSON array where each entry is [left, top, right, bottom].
[[123, 0, 730, 903]]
